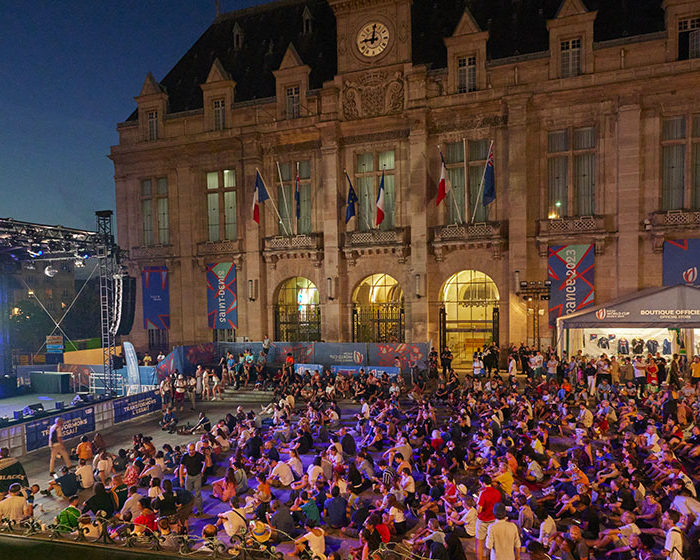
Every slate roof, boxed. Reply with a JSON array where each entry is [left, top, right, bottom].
[[126, 0, 665, 121]]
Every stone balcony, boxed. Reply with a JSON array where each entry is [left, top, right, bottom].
[[195, 239, 245, 266], [129, 244, 174, 261], [342, 227, 410, 266], [262, 233, 324, 267], [646, 210, 700, 252], [430, 222, 506, 261], [535, 215, 610, 256]]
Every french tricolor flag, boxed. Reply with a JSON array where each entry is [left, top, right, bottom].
[[436, 151, 450, 207], [376, 169, 386, 227], [252, 169, 269, 224]]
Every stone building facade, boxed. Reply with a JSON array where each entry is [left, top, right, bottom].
[[111, 0, 700, 365]]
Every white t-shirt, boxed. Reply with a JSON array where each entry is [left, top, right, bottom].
[[287, 456, 303, 478], [303, 529, 326, 558], [390, 505, 405, 523], [222, 508, 248, 537], [665, 527, 684, 560], [76, 464, 94, 489], [307, 464, 323, 485], [271, 461, 294, 486]]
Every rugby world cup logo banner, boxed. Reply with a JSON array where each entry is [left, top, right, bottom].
[[548, 244, 595, 327], [663, 239, 700, 286], [206, 263, 238, 329], [596, 308, 607, 320]]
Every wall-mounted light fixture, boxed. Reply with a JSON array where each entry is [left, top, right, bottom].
[[327, 277, 335, 301], [248, 279, 258, 302], [414, 273, 423, 298]]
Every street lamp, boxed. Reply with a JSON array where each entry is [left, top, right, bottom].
[[518, 279, 551, 350]]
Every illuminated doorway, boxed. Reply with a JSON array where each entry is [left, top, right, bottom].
[[352, 273, 404, 342], [439, 270, 499, 367], [274, 277, 321, 341]]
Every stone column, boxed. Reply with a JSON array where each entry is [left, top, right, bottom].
[[319, 124, 342, 341], [615, 103, 642, 295], [407, 110, 429, 342], [505, 95, 530, 346]]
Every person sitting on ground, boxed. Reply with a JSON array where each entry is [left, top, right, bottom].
[[41, 465, 79, 498], [82, 482, 115, 518], [160, 406, 178, 433], [0, 483, 29, 522], [293, 519, 326, 560], [56, 494, 82, 532]]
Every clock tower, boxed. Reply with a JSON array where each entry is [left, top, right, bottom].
[[329, 0, 412, 74]]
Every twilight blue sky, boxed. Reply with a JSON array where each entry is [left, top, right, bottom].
[[0, 0, 267, 231]]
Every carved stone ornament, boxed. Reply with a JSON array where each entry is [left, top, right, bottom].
[[342, 71, 404, 120]]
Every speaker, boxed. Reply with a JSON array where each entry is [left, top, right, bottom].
[[117, 276, 136, 336], [29, 403, 44, 413], [13, 411, 23, 420], [55, 401, 64, 410], [111, 355, 125, 370]]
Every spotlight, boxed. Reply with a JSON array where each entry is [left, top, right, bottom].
[[74, 259, 85, 268], [44, 265, 58, 278]]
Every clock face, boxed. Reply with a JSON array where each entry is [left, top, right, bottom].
[[356, 21, 390, 57]]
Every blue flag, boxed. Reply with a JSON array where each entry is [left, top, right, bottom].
[[345, 172, 358, 224], [482, 142, 495, 206]]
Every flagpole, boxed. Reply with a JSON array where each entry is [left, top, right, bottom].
[[471, 140, 493, 225], [295, 161, 300, 235], [438, 144, 463, 225], [256, 167, 290, 236], [276, 161, 292, 237]]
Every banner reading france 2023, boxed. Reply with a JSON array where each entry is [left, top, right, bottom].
[[207, 263, 238, 329], [548, 244, 595, 327], [663, 239, 700, 286], [142, 266, 170, 330], [25, 408, 95, 452]]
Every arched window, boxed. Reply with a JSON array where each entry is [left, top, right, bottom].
[[274, 277, 320, 341], [439, 270, 500, 367], [352, 274, 404, 343]]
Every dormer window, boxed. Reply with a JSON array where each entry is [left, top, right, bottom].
[[213, 99, 225, 131], [457, 56, 477, 93], [678, 17, 700, 60], [286, 85, 300, 119], [147, 110, 158, 141], [233, 22, 244, 51], [560, 38, 581, 78], [302, 6, 313, 35]]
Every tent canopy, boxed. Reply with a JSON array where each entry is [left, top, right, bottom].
[[556, 284, 700, 330]]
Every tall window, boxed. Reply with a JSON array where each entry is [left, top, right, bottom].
[[560, 38, 582, 78], [443, 140, 491, 223], [286, 86, 300, 119], [141, 177, 169, 245], [457, 56, 477, 93], [206, 169, 237, 241], [661, 115, 700, 210], [547, 127, 596, 218], [213, 99, 226, 131], [213, 329, 235, 343], [147, 110, 158, 141], [277, 161, 312, 235], [678, 18, 700, 60], [356, 150, 396, 231]]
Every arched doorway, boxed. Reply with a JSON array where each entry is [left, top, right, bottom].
[[274, 277, 321, 342], [352, 273, 405, 342], [439, 270, 500, 367]]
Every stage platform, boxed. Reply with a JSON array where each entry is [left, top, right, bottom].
[[0, 392, 77, 420]]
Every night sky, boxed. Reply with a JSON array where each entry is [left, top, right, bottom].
[[0, 0, 268, 232]]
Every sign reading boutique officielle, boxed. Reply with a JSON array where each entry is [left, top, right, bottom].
[[25, 407, 95, 452], [113, 390, 162, 424]]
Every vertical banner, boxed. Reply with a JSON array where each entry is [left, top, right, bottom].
[[548, 244, 595, 327], [142, 266, 169, 330], [663, 239, 700, 286], [207, 263, 238, 329], [123, 341, 141, 394]]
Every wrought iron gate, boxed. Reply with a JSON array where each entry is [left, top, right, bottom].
[[274, 304, 321, 342], [352, 304, 405, 343]]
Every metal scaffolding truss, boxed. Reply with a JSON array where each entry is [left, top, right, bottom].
[[0, 212, 122, 395]]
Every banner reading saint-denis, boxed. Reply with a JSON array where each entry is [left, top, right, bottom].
[[207, 262, 238, 329]]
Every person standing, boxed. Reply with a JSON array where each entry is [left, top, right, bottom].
[[485, 503, 521, 560], [475, 474, 502, 560], [48, 418, 71, 474], [179, 443, 206, 516], [440, 347, 453, 378]]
